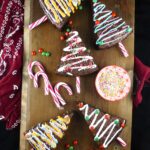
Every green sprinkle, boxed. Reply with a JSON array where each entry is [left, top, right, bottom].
[[66, 28, 71, 32], [114, 119, 120, 125], [98, 41, 104, 46], [126, 27, 132, 33], [95, 109, 100, 115], [46, 52, 51, 57], [79, 5, 83, 10], [93, 0, 98, 3], [94, 137, 99, 142], [85, 116, 90, 121], [42, 52, 46, 56], [69, 146, 74, 150]]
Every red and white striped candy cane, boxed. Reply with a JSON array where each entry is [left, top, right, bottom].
[[33, 71, 50, 95], [54, 82, 73, 106], [29, 15, 48, 30], [76, 76, 81, 94], [33, 71, 61, 109], [118, 42, 129, 58], [117, 137, 127, 147], [28, 61, 45, 79]]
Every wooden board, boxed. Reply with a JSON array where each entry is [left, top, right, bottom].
[[20, 0, 135, 149]]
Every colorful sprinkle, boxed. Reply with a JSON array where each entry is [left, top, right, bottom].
[[98, 41, 104, 46], [42, 52, 46, 56], [99, 144, 105, 149], [112, 12, 117, 17], [60, 35, 65, 41], [65, 32, 70, 37], [69, 20, 73, 26], [65, 144, 70, 148], [78, 5, 83, 10], [105, 114, 110, 120], [114, 119, 120, 125], [95, 20, 100, 25], [78, 102, 84, 108], [66, 28, 71, 32], [94, 137, 99, 142], [121, 121, 126, 128], [89, 126, 95, 131], [85, 116, 90, 121], [46, 52, 51, 57], [73, 140, 78, 145], [38, 48, 44, 53], [95, 109, 100, 114], [93, 0, 98, 3], [32, 51, 36, 56], [69, 146, 74, 150], [126, 27, 132, 33]]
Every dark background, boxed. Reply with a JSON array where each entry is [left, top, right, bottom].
[[0, 0, 150, 150]]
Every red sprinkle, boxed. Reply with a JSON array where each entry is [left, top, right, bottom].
[[65, 32, 69, 37], [95, 20, 100, 25], [105, 114, 110, 120], [65, 144, 70, 148], [89, 126, 95, 132], [121, 122, 125, 128], [32, 51, 36, 56], [60, 35, 65, 41], [69, 20, 73, 25], [78, 102, 84, 108], [38, 48, 44, 53], [73, 140, 78, 145], [99, 144, 105, 149], [112, 12, 117, 17]]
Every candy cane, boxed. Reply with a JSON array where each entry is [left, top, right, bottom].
[[54, 82, 73, 106], [76, 76, 81, 94], [29, 15, 48, 30], [116, 137, 127, 147], [28, 61, 45, 79], [118, 42, 129, 57], [33, 71, 49, 95], [33, 71, 62, 109]]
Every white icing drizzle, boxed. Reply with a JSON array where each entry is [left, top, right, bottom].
[[79, 104, 125, 148], [93, 2, 131, 46], [25, 115, 71, 150], [57, 31, 97, 76]]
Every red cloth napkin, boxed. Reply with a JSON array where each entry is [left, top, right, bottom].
[[134, 57, 150, 106], [0, 0, 23, 129]]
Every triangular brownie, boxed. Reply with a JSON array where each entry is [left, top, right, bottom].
[[78, 102, 126, 149], [25, 112, 73, 149], [39, 0, 82, 29], [57, 30, 98, 76], [92, 0, 132, 49]]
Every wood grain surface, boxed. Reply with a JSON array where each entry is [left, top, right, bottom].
[[20, 0, 135, 149]]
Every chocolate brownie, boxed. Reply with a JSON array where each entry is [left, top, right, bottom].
[[25, 112, 74, 150], [57, 30, 98, 76], [78, 102, 126, 149], [39, 0, 81, 29], [92, 1, 132, 49]]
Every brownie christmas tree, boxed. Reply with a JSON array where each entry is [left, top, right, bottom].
[[25, 112, 73, 150], [39, 0, 82, 29], [57, 30, 98, 76], [92, 0, 132, 57], [78, 102, 126, 149]]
